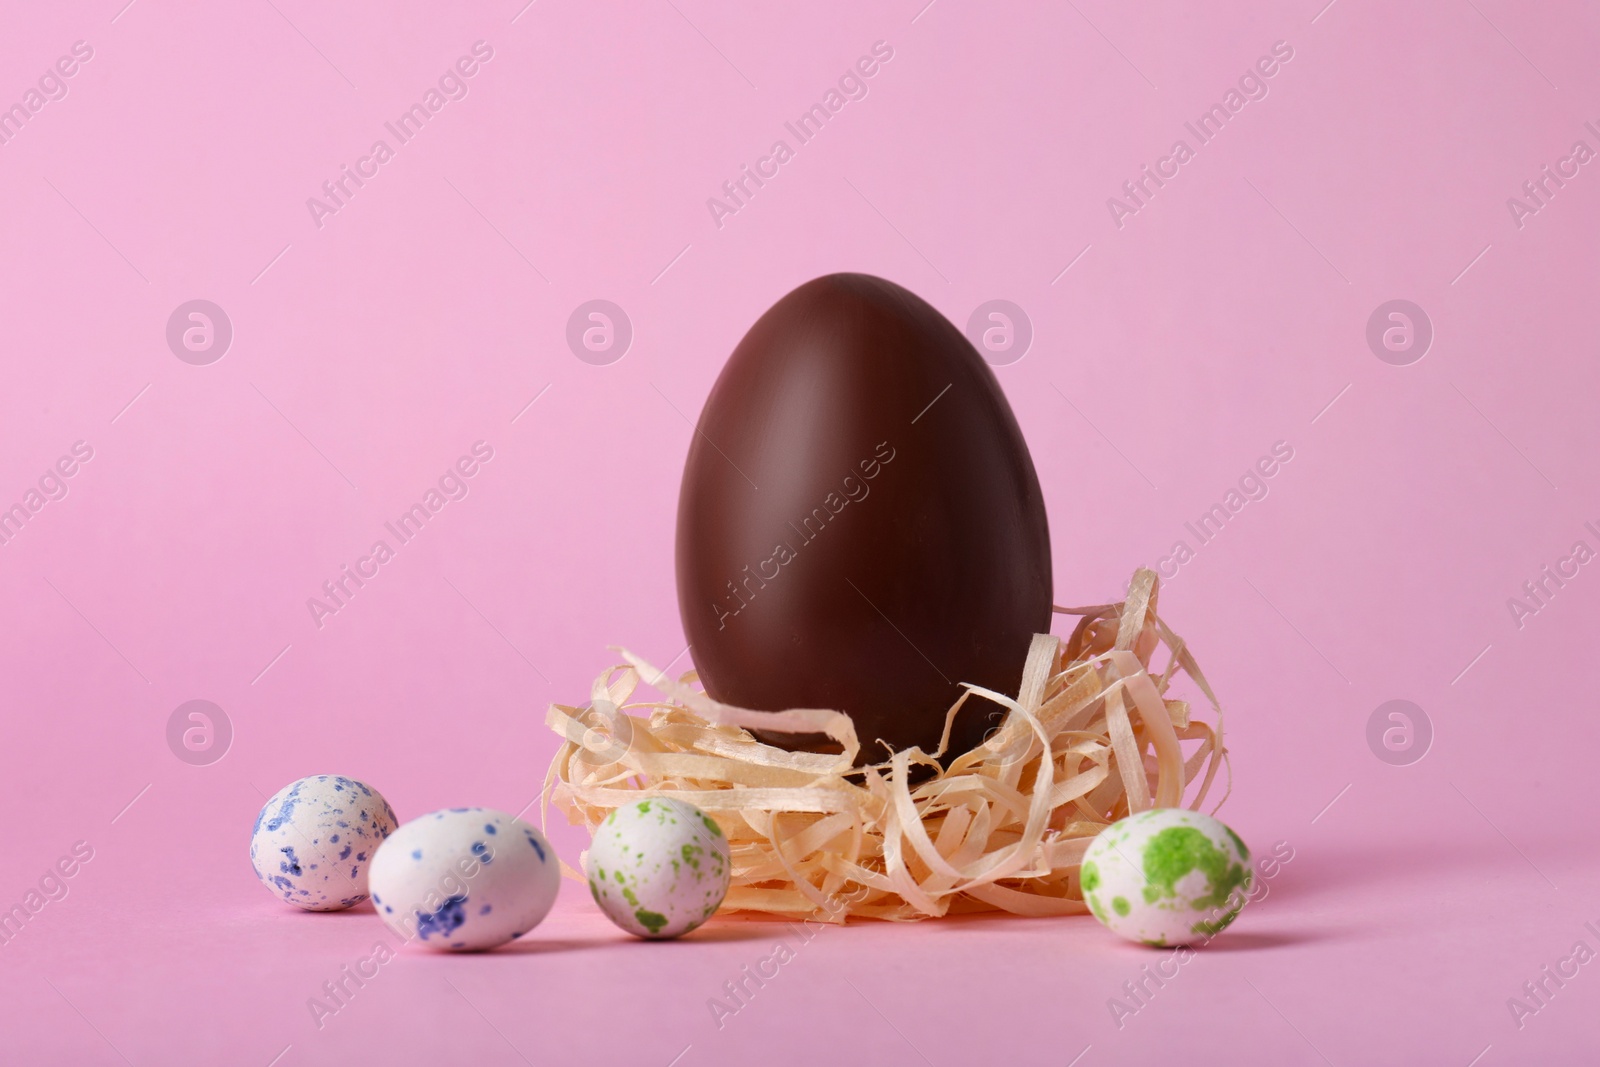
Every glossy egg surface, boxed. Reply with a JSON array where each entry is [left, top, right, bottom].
[[676, 273, 1052, 760]]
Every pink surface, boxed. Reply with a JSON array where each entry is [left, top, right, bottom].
[[2, 0, 1598, 1063]]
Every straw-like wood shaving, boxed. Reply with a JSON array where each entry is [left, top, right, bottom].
[[542, 567, 1228, 922]]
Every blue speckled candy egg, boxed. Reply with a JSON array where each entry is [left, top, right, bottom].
[[1080, 808, 1252, 947], [368, 808, 559, 951], [585, 797, 730, 939], [249, 775, 398, 911]]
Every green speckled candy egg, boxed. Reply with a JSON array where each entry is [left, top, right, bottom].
[[1080, 808, 1251, 947], [585, 797, 731, 939]]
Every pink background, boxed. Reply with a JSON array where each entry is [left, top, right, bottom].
[[2, 0, 1598, 1063]]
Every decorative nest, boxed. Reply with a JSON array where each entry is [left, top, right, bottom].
[[542, 567, 1228, 922]]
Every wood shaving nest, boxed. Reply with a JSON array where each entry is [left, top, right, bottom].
[[541, 567, 1229, 923]]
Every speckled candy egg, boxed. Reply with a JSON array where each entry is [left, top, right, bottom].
[[585, 797, 730, 939], [368, 808, 559, 951], [1080, 808, 1252, 947], [250, 775, 398, 911]]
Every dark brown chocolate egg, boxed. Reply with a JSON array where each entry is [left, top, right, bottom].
[[674, 273, 1052, 762]]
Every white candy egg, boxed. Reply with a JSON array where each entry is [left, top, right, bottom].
[[250, 775, 398, 911], [369, 808, 559, 951], [1080, 808, 1252, 947], [585, 797, 730, 939]]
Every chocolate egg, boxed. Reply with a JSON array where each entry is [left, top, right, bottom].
[[675, 273, 1052, 761]]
